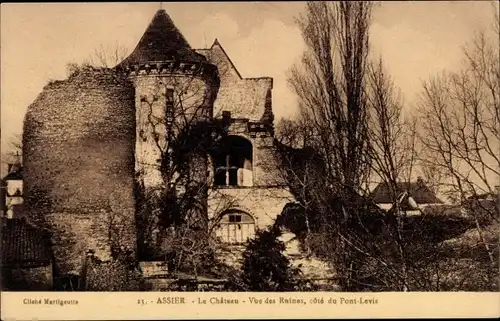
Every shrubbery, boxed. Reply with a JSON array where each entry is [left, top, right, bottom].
[[83, 250, 143, 291], [234, 226, 301, 291]]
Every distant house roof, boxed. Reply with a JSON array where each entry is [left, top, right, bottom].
[[117, 9, 206, 67], [3, 164, 22, 181], [467, 192, 499, 201], [1, 218, 52, 267], [370, 178, 443, 205], [422, 204, 464, 216]]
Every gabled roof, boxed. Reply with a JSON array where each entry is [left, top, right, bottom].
[[3, 164, 22, 181], [117, 9, 205, 67], [9, 189, 22, 197], [370, 179, 443, 205], [195, 39, 273, 83], [466, 192, 499, 201], [209, 38, 242, 79], [194, 39, 274, 121], [1, 218, 52, 267]]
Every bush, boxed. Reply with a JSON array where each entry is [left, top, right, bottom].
[[239, 226, 300, 291], [83, 250, 143, 291]]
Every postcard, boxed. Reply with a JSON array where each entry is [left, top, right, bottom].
[[1, 2, 499, 319]]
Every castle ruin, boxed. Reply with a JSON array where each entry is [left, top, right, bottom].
[[22, 9, 295, 279]]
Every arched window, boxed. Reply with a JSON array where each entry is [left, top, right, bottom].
[[212, 136, 253, 187], [215, 210, 256, 244]]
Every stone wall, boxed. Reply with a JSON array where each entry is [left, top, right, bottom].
[[44, 212, 114, 274], [139, 261, 169, 277], [208, 187, 295, 230], [23, 68, 137, 276], [252, 135, 286, 187]]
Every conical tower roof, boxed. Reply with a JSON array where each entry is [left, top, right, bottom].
[[118, 9, 205, 67]]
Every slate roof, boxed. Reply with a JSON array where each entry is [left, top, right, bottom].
[[195, 39, 243, 79], [422, 204, 464, 216], [195, 39, 274, 82], [117, 9, 206, 67], [1, 218, 52, 267], [3, 164, 22, 181], [370, 179, 443, 205]]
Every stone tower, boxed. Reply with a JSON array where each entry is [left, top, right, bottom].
[[23, 68, 137, 277], [116, 9, 220, 256]]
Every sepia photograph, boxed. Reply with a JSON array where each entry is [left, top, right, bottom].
[[1, 0, 498, 301]]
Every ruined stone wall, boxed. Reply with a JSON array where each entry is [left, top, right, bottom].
[[23, 68, 137, 276]]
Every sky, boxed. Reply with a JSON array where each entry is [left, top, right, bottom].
[[1, 1, 498, 164]]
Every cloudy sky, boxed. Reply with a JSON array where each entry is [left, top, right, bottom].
[[1, 1, 498, 157]]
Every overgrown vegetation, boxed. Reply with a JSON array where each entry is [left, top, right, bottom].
[[274, 1, 499, 291], [239, 226, 300, 291]]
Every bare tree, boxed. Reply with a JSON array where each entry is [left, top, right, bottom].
[[417, 7, 499, 283], [418, 20, 499, 214], [88, 43, 130, 68], [278, 1, 481, 292], [134, 73, 223, 268], [289, 1, 373, 192], [286, 1, 375, 290], [366, 59, 418, 195], [365, 58, 420, 291], [1, 134, 22, 165], [66, 43, 129, 77]]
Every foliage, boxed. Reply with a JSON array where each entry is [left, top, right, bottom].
[[274, 0, 500, 292], [239, 226, 301, 291], [83, 249, 143, 291], [134, 116, 229, 269]]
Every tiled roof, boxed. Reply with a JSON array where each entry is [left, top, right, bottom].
[[3, 164, 22, 181], [196, 39, 274, 83], [370, 180, 443, 205], [118, 9, 206, 67], [1, 218, 52, 267], [467, 192, 499, 201]]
